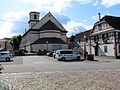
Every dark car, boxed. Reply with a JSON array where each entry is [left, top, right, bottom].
[[14, 49, 28, 56], [47, 51, 54, 57]]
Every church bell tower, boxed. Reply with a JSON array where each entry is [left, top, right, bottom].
[[28, 11, 40, 28]]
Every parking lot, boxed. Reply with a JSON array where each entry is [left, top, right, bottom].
[[1, 55, 120, 73]]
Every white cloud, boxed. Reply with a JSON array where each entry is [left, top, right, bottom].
[[91, 13, 111, 22], [0, 11, 29, 39], [63, 21, 92, 37], [0, 0, 93, 39], [77, 0, 93, 4], [20, 0, 93, 13], [91, 15, 100, 21], [93, 0, 99, 6], [101, 0, 120, 8]]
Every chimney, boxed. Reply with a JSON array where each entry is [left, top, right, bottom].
[[98, 13, 101, 21]]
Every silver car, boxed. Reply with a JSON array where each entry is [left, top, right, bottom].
[[0, 51, 13, 61]]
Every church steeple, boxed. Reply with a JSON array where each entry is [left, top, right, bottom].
[[28, 11, 40, 28]]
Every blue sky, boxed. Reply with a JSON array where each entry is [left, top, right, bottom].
[[0, 0, 120, 39]]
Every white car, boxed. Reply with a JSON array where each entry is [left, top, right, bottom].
[[0, 51, 13, 61], [53, 50, 58, 58], [55, 49, 80, 61]]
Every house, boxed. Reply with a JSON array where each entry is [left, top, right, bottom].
[[75, 30, 91, 53], [67, 30, 91, 53], [67, 35, 76, 49], [20, 12, 68, 52], [90, 15, 120, 58], [75, 30, 91, 43], [0, 38, 12, 50]]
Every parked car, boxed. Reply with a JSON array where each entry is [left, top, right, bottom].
[[0, 51, 13, 61], [53, 50, 58, 58], [47, 51, 54, 57], [55, 49, 80, 61], [14, 49, 28, 56], [0, 48, 6, 52], [37, 50, 48, 55]]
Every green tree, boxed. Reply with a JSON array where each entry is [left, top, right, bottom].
[[10, 35, 22, 50]]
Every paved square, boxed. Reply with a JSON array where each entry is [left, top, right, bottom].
[[0, 55, 120, 73]]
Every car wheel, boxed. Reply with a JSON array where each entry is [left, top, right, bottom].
[[76, 56, 80, 60], [61, 57, 65, 61], [58, 59, 61, 61], [6, 57, 10, 61], [54, 55, 55, 58]]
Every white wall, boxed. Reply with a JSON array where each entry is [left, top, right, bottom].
[[79, 42, 95, 55], [99, 44, 114, 56]]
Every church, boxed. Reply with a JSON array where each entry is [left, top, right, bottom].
[[20, 12, 68, 52]]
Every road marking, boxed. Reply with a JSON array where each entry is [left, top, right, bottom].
[[33, 61, 46, 64]]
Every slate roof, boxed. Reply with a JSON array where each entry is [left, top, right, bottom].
[[91, 15, 120, 35], [95, 15, 120, 30], [104, 15, 120, 30], [31, 37, 68, 45]]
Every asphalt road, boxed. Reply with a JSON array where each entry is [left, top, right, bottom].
[[1, 55, 120, 73]]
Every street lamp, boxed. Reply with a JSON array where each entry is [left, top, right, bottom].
[[84, 36, 87, 60], [46, 41, 48, 51], [10, 41, 14, 50]]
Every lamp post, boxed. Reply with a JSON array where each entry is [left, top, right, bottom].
[[84, 36, 86, 60], [10, 41, 14, 50], [89, 37, 92, 54], [46, 41, 48, 51]]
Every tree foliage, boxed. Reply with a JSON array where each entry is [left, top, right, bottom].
[[10, 35, 22, 50]]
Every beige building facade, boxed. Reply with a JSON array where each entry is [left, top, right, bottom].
[[0, 38, 12, 50], [20, 12, 68, 52]]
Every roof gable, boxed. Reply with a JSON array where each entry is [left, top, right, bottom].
[[40, 20, 61, 30], [94, 15, 120, 30], [91, 15, 120, 35], [32, 12, 67, 32]]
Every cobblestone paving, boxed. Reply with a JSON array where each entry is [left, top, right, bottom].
[[0, 70, 120, 90], [0, 82, 9, 90]]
